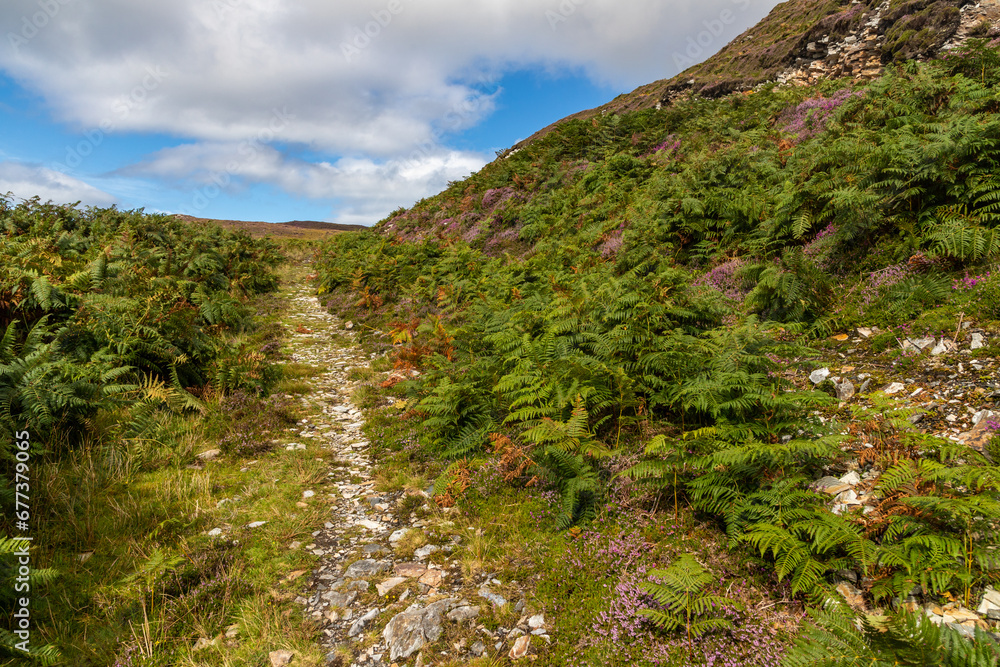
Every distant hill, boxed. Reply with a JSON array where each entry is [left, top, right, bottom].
[[172, 214, 366, 239]]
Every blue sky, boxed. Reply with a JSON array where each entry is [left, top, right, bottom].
[[0, 0, 776, 225]]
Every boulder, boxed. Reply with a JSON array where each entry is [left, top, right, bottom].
[[478, 585, 507, 607], [348, 607, 380, 637], [382, 598, 458, 661]]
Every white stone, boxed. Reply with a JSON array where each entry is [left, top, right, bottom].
[[839, 471, 861, 486], [414, 545, 440, 559], [884, 382, 905, 395], [809, 368, 831, 384], [302, 490, 315, 499], [931, 338, 956, 356], [246, 521, 267, 529]]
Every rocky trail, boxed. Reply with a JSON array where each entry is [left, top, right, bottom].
[[267, 268, 548, 667], [264, 266, 1000, 666]]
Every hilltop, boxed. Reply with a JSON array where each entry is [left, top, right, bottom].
[[516, 0, 1000, 148]]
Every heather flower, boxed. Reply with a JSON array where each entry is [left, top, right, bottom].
[[778, 89, 863, 141], [693, 259, 749, 302]]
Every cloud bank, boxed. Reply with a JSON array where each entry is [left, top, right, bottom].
[[0, 0, 775, 223]]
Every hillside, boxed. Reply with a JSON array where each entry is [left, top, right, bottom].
[[308, 11, 1000, 667], [516, 0, 1000, 148]]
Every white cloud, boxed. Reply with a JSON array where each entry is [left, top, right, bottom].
[[0, 161, 117, 206], [0, 0, 777, 221], [0, 0, 775, 155], [122, 141, 487, 225]]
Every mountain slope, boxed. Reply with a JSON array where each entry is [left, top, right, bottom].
[[515, 0, 1000, 149], [311, 14, 1000, 666]]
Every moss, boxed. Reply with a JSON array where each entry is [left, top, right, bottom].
[[881, 1, 963, 60]]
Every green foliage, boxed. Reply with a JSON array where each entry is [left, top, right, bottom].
[[0, 198, 282, 659], [784, 604, 1000, 667], [313, 42, 1000, 662], [639, 554, 736, 655]]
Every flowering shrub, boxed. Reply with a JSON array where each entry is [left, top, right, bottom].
[[652, 135, 681, 155], [778, 89, 862, 141], [599, 224, 626, 259], [693, 259, 749, 302], [860, 262, 911, 307], [481, 187, 517, 210], [802, 223, 837, 268], [953, 270, 992, 290]]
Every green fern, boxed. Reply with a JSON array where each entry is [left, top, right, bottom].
[[783, 603, 1000, 667], [639, 553, 736, 656]]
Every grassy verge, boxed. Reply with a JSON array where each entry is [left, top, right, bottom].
[[21, 253, 336, 667]]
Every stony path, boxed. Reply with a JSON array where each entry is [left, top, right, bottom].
[[276, 271, 547, 667]]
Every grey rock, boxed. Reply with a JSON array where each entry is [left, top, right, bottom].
[[947, 622, 975, 639], [196, 449, 221, 461], [528, 614, 545, 630], [344, 559, 387, 579], [269, 650, 294, 667], [348, 607, 380, 637], [478, 585, 507, 608], [978, 587, 1000, 615], [971, 333, 985, 350], [839, 471, 861, 486], [931, 338, 956, 356], [321, 590, 358, 608], [910, 337, 936, 351], [414, 544, 440, 559], [835, 379, 856, 402], [884, 382, 906, 395], [447, 605, 480, 622], [859, 379, 871, 393], [471, 640, 486, 656], [389, 529, 409, 545], [363, 543, 389, 555], [382, 598, 458, 661]]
